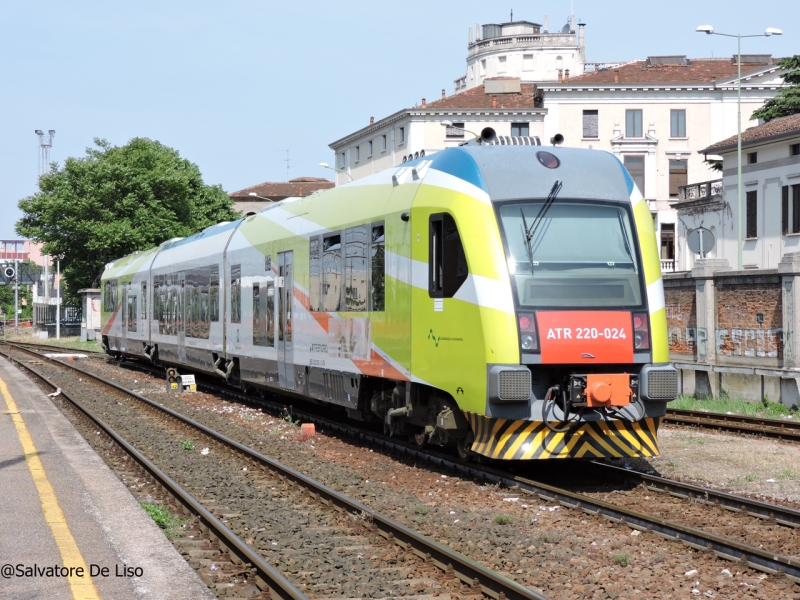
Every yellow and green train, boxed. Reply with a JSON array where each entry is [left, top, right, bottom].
[[101, 140, 678, 461]]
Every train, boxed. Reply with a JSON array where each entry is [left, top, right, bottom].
[[101, 132, 678, 461]]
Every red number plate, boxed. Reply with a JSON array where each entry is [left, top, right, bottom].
[[536, 311, 633, 364]]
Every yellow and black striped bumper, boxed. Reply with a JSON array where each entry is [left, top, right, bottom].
[[465, 413, 661, 460]]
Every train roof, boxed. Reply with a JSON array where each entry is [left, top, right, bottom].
[[402, 145, 636, 203]]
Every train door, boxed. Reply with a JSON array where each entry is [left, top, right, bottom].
[[177, 271, 186, 363], [277, 251, 294, 390], [120, 282, 128, 352]]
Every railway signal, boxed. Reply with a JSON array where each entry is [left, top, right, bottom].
[[166, 367, 182, 393]]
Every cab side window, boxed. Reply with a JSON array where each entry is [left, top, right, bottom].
[[429, 213, 468, 298]]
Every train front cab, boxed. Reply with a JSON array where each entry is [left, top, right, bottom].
[[441, 146, 678, 460]]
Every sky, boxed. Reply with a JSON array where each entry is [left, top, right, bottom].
[[1, 0, 797, 240]]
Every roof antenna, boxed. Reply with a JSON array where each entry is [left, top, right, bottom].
[[510, 8, 513, 21]]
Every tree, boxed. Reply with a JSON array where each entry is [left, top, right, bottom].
[[752, 56, 800, 123], [17, 138, 239, 303]]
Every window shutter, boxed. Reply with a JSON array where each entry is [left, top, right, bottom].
[[783, 185, 790, 235], [582, 110, 598, 138], [746, 191, 758, 239]]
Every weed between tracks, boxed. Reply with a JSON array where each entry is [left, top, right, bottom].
[[139, 501, 191, 539], [671, 395, 799, 419]]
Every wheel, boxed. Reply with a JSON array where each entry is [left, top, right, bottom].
[[456, 431, 475, 461]]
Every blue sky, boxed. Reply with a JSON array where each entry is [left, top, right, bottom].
[[1, 0, 796, 240]]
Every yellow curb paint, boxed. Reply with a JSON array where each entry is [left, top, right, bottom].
[[0, 375, 101, 600]]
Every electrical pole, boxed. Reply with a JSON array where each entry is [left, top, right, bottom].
[[35, 129, 55, 178], [56, 257, 60, 340], [14, 259, 19, 335]]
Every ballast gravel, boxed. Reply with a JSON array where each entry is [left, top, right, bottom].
[[49, 358, 800, 598]]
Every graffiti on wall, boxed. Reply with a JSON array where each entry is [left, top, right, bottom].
[[669, 326, 783, 359]]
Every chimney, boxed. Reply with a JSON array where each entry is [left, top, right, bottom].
[[543, 13, 548, 33], [492, 96, 498, 108], [557, 69, 563, 83], [578, 22, 585, 47], [564, 69, 569, 82], [441, 89, 446, 100], [421, 97, 426, 107], [614, 69, 620, 84], [370, 116, 374, 125]]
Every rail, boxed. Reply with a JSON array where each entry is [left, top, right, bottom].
[[664, 408, 800, 442], [1, 342, 549, 600]]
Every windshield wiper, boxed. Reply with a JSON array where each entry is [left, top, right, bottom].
[[521, 180, 563, 274], [617, 211, 635, 263]]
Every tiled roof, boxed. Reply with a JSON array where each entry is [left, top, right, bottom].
[[425, 81, 540, 110], [700, 113, 800, 153], [229, 177, 333, 202], [566, 58, 774, 85]]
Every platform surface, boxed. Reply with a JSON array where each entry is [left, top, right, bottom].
[[0, 356, 215, 600]]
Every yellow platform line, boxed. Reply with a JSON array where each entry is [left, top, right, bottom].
[[0, 375, 101, 600]]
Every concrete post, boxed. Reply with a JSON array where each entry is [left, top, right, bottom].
[[691, 258, 731, 365], [779, 253, 800, 369], [691, 258, 730, 398]]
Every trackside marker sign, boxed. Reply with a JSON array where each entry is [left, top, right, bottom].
[[536, 311, 634, 364]]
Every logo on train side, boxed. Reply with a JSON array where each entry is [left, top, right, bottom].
[[427, 329, 464, 348]]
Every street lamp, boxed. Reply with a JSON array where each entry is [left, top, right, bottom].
[[247, 192, 277, 203], [319, 162, 353, 182], [696, 25, 782, 270]]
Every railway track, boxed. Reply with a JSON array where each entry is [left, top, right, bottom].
[[8, 341, 800, 585], [0, 341, 549, 600], [664, 408, 800, 442]]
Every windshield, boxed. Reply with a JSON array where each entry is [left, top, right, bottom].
[[497, 201, 645, 308]]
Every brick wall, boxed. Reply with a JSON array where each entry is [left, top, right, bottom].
[[665, 279, 697, 356], [716, 275, 783, 359]]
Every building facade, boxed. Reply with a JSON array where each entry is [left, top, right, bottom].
[[540, 55, 787, 272], [675, 113, 800, 271], [228, 177, 333, 213], [328, 82, 545, 186], [454, 15, 587, 93]]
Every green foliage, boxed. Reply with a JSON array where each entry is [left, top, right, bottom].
[[179, 439, 194, 451], [670, 395, 798, 419], [0, 280, 33, 323], [414, 505, 429, 515], [752, 56, 800, 122], [493, 514, 513, 525], [139, 501, 189, 539], [281, 407, 300, 425], [611, 553, 630, 567], [16, 138, 239, 304]]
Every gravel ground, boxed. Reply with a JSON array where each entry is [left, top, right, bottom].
[[647, 425, 800, 506], [26, 355, 800, 599]]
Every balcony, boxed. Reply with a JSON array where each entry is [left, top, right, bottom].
[[678, 179, 722, 202], [467, 33, 577, 58], [661, 259, 676, 273], [583, 62, 624, 73], [454, 76, 467, 93]]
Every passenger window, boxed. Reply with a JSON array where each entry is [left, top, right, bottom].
[[322, 235, 342, 311], [371, 224, 385, 311], [127, 294, 137, 332], [210, 265, 219, 322], [253, 284, 264, 346], [266, 282, 275, 347], [345, 225, 368, 311], [141, 282, 147, 321], [309, 237, 321, 311], [429, 213, 468, 298], [230, 264, 241, 323]]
